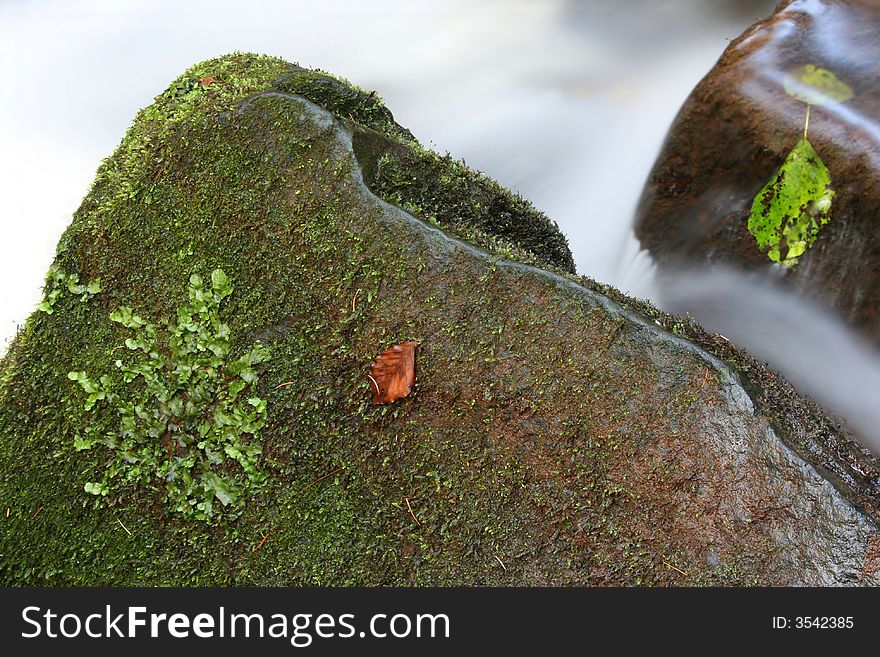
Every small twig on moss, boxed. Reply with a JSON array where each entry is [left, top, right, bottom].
[[351, 289, 361, 313], [404, 497, 421, 526], [803, 103, 811, 140], [32, 506, 44, 519], [307, 467, 343, 488], [696, 367, 709, 397], [367, 374, 380, 397], [253, 531, 270, 553], [116, 517, 132, 536], [494, 555, 508, 572], [685, 367, 711, 408], [663, 561, 689, 577], [5, 507, 9, 518], [274, 381, 295, 390]]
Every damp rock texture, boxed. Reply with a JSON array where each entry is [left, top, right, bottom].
[[634, 0, 880, 343], [0, 53, 877, 586]]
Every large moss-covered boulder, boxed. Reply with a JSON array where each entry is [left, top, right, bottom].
[[634, 0, 880, 343], [1, 53, 878, 586]]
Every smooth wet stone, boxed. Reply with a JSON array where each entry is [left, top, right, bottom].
[[635, 0, 880, 343]]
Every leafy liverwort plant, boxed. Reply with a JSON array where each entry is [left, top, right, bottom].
[[37, 264, 102, 314], [68, 269, 270, 521], [748, 64, 853, 267]]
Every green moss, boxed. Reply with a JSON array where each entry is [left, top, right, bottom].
[[367, 145, 576, 272], [68, 269, 270, 521], [275, 68, 415, 144], [0, 53, 871, 587]]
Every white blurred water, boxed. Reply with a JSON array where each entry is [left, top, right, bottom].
[[659, 268, 880, 454], [0, 0, 775, 351]]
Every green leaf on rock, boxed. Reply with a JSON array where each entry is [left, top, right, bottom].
[[748, 138, 834, 267], [85, 278, 102, 296], [784, 64, 853, 106], [84, 481, 108, 496], [210, 268, 232, 300], [203, 471, 239, 506]]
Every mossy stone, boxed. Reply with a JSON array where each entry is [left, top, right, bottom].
[[0, 53, 877, 586]]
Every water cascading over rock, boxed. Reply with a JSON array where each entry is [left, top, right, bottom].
[[635, 0, 880, 344]]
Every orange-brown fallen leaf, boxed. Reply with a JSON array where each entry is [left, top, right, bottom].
[[369, 341, 417, 404], [199, 76, 216, 88]]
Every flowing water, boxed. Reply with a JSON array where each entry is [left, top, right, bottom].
[[5, 0, 878, 452], [633, 0, 880, 453]]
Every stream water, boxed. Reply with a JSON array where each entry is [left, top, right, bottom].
[[2, 0, 877, 450]]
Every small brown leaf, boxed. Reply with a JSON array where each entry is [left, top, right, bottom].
[[199, 76, 216, 88], [369, 341, 417, 405]]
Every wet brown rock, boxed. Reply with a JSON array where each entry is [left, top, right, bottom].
[[635, 0, 880, 342]]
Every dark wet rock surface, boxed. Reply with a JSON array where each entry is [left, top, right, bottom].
[[635, 0, 880, 343], [0, 54, 877, 585]]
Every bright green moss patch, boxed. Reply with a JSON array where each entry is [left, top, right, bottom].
[[68, 269, 270, 521], [78, 53, 291, 234], [37, 263, 102, 314]]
